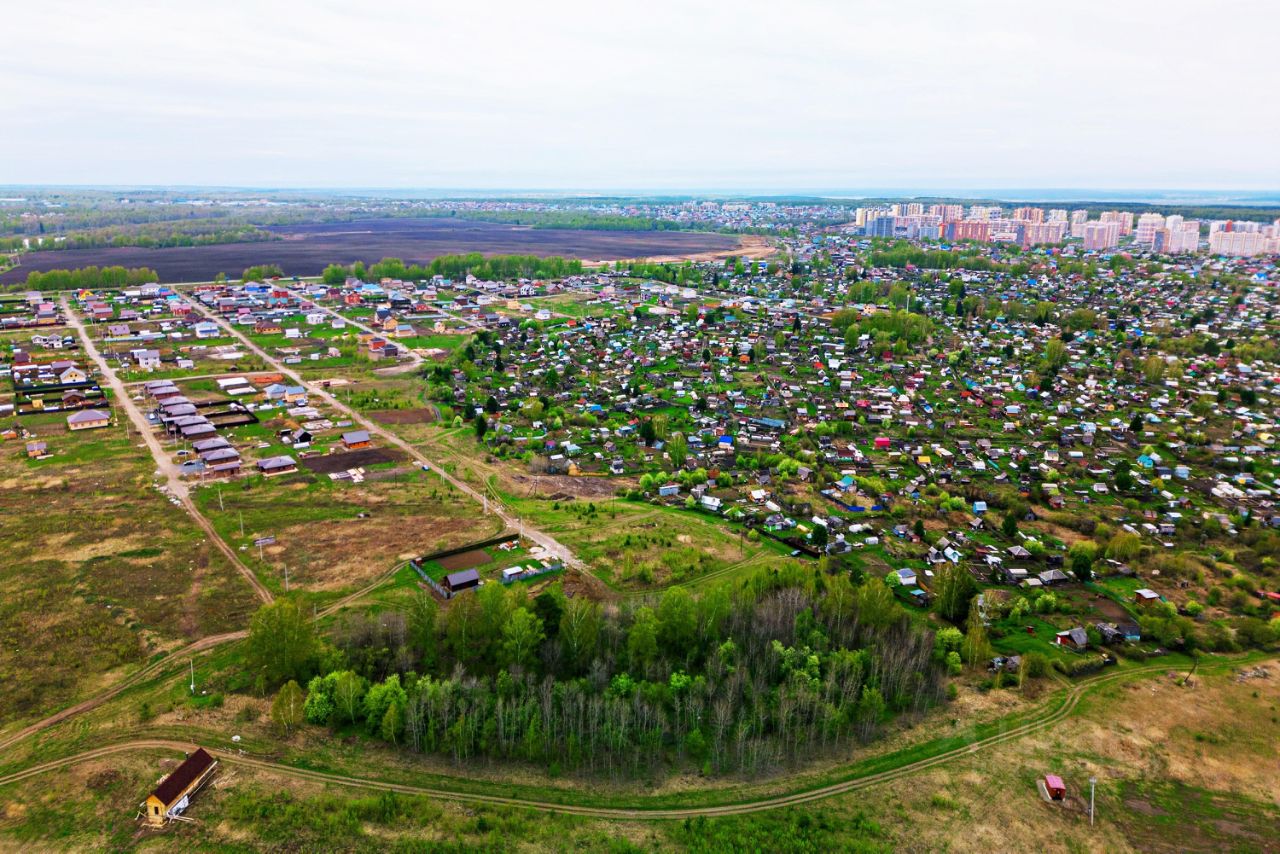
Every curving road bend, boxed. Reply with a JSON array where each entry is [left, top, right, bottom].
[[0, 632, 246, 754], [2, 659, 1254, 819]]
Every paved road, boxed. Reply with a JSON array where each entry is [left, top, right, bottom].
[[0, 658, 1255, 818], [184, 297, 588, 575], [61, 297, 274, 605]]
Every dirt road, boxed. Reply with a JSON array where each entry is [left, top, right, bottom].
[[0, 631, 246, 754], [279, 286, 423, 376], [183, 295, 588, 576], [0, 657, 1259, 819], [61, 297, 274, 605]]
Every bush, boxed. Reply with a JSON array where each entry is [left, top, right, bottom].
[[1022, 652, 1048, 679]]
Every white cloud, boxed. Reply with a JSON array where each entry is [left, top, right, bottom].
[[4, 0, 1278, 189]]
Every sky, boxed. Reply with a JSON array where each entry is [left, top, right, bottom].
[[6, 0, 1279, 192]]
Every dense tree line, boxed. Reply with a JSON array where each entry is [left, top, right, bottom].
[[40, 222, 274, 251], [242, 264, 285, 282], [250, 567, 946, 778], [322, 254, 584, 284], [422, 209, 689, 232], [18, 265, 160, 291], [868, 243, 1033, 275]]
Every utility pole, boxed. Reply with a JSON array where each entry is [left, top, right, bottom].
[[284, 564, 290, 592], [217, 485, 224, 512], [189, 659, 195, 694], [1089, 777, 1097, 826], [239, 510, 244, 537]]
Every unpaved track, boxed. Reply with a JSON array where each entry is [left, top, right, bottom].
[[2, 659, 1253, 818], [0, 632, 246, 754], [184, 296, 587, 577], [61, 297, 274, 605], [279, 286, 423, 376]]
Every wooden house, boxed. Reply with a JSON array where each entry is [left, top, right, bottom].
[[256, 455, 297, 476], [144, 747, 217, 825], [341, 430, 372, 450], [444, 568, 481, 595], [1134, 588, 1161, 606]]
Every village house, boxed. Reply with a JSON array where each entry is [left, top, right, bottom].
[[341, 430, 372, 450], [256, 455, 298, 476], [66, 409, 110, 431], [144, 747, 217, 825]]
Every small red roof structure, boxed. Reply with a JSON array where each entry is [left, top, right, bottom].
[[1044, 774, 1066, 800]]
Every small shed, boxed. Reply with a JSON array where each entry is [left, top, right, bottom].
[[1134, 588, 1161, 605], [1055, 627, 1089, 650], [144, 748, 217, 825], [1043, 774, 1066, 800]]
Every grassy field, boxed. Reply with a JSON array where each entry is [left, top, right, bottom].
[[189, 468, 503, 601], [500, 492, 795, 591], [0, 410, 259, 730], [0, 643, 1272, 851]]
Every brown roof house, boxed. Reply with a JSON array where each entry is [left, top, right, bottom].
[[144, 747, 217, 825]]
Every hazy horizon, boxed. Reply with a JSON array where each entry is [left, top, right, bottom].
[[7, 0, 1279, 191], [4, 185, 1280, 208]]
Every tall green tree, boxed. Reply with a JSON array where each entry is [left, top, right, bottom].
[[246, 599, 317, 690], [627, 607, 659, 672], [559, 595, 601, 673], [657, 587, 698, 656], [321, 263, 349, 285], [934, 563, 978, 624], [501, 608, 546, 669], [270, 680, 306, 735]]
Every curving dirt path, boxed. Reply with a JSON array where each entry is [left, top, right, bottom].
[[61, 297, 274, 605], [3, 659, 1258, 819], [183, 296, 588, 577], [0, 632, 246, 754]]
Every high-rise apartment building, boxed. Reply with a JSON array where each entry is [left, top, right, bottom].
[[1135, 213, 1165, 244], [1013, 206, 1044, 223], [1083, 221, 1121, 251], [1100, 211, 1134, 236]]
